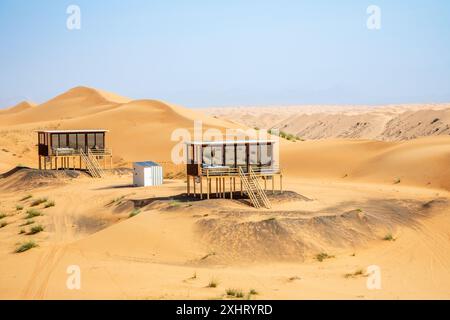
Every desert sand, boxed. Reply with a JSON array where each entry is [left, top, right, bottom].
[[0, 87, 449, 299]]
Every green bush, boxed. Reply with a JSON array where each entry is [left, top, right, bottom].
[[15, 241, 38, 253]]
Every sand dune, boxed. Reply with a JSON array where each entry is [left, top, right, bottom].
[[0, 87, 449, 299], [0, 101, 36, 115], [204, 104, 450, 140]]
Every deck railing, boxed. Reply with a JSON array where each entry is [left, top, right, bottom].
[[53, 148, 112, 157], [202, 165, 280, 176]]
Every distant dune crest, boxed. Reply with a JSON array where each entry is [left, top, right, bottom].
[[204, 104, 450, 141]]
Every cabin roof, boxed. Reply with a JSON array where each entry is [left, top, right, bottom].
[[36, 129, 108, 134], [185, 139, 276, 146]]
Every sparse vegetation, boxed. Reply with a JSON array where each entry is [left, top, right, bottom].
[[20, 195, 32, 201], [0, 213, 6, 220], [344, 269, 365, 279], [0, 221, 7, 228], [25, 209, 42, 219], [288, 276, 301, 282], [19, 228, 26, 234], [226, 288, 244, 298], [394, 178, 401, 184], [16, 205, 24, 211], [20, 220, 35, 227], [383, 233, 396, 241], [169, 200, 182, 207], [267, 129, 303, 142], [207, 277, 219, 288], [30, 197, 47, 207], [44, 200, 55, 208], [315, 252, 335, 262], [189, 272, 197, 280], [28, 225, 44, 235], [129, 208, 141, 218], [201, 251, 216, 260], [15, 241, 38, 253], [249, 289, 258, 295], [107, 196, 126, 206]]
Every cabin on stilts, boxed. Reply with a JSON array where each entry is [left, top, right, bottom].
[[36, 130, 112, 178], [185, 139, 282, 209]]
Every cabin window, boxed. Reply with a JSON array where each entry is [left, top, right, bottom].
[[203, 146, 212, 165], [51, 134, 59, 148], [260, 143, 272, 165], [249, 144, 258, 164], [77, 134, 85, 150], [225, 145, 235, 166], [95, 133, 104, 148], [87, 134, 95, 148], [211, 146, 223, 166], [236, 145, 246, 165], [69, 134, 77, 149], [59, 134, 68, 148]]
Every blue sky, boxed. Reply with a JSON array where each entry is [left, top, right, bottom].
[[0, 0, 449, 108]]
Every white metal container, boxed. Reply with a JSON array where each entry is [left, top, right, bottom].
[[133, 161, 163, 187]]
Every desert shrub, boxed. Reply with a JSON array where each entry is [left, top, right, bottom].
[[207, 277, 219, 288], [383, 233, 395, 241], [20, 195, 32, 201], [16, 205, 24, 211], [15, 241, 37, 253], [0, 222, 7, 228], [315, 252, 334, 262], [20, 220, 35, 227], [25, 209, 42, 219], [0, 213, 6, 220], [28, 225, 44, 235], [30, 198, 47, 207], [129, 209, 141, 218], [44, 200, 55, 208]]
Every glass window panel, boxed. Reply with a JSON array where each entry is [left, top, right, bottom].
[[77, 134, 85, 150], [225, 145, 235, 166], [260, 143, 272, 165], [87, 134, 95, 148], [95, 133, 104, 148], [212, 146, 223, 166], [249, 144, 258, 164], [236, 145, 246, 165], [203, 146, 212, 165], [59, 134, 68, 148], [69, 134, 77, 149], [51, 134, 59, 148]]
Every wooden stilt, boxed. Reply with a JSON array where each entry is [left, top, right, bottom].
[[207, 178, 210, 199], [193, 176, 196, 197], [187, 175, 190, 196], [223, 177, 227, 199], [264, 177, 267, 190], [200, 177, 203, 200], [215, 178, 218, 198], [38, 156, 42, 170], [230, 177, 233, 199], [280, 174, 283, 193], [272, 176, 275, 194]]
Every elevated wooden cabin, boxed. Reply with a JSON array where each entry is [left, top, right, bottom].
[[37, 130, 112, 176], [185, 139, 282, 208]]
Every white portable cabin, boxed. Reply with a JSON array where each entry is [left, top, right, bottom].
[[133, 161, 163, 187]]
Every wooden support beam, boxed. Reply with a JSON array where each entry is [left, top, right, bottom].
[[230, 177, 233, 199], [193, 176, 196, 197], [207, 178, 210, 199], [280, 174, 283, 193], [272, 176, 275, 194], [187, 175, 190, 196], [200, 177, 203, 200]]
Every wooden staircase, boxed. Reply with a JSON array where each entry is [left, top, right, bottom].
[[238, 167, 271, 209], [80, 149, 104, 178]]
